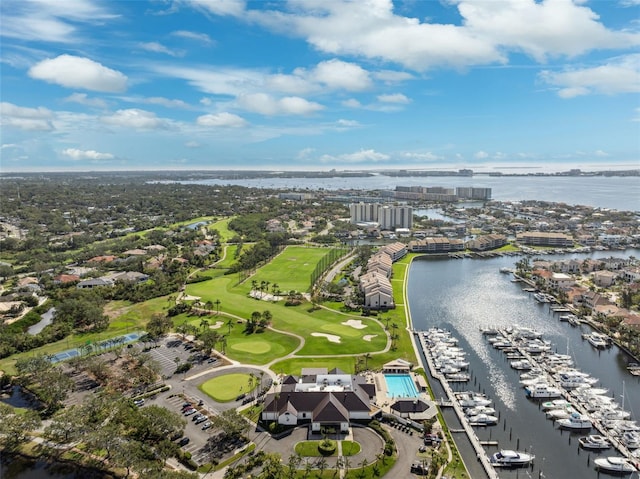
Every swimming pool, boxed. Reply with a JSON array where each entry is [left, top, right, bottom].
[[384, 374, 419, 398]]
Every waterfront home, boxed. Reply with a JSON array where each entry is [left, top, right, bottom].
[[593, 270, 618, 287], [359, 271, 394, 310]]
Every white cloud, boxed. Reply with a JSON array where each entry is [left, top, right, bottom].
[[0, 101, 54, 131], [335, 119, 361, 128], [373, 70, 415, 83], [101, 109, 169, 129], [539, 54, 640, 98], [342, 99, 362, 108], [171, 30, 213, 44], [320, 149, 390, 164], [64, 92, 107, 108], [237, 93, 323, 116], [29, 55, 127, 92], [123, 96, 190, 109], [138, 42, 185, 57], [185, 141, 201, 148], [247, 0, 639, 71], [633, 108, 640, 122], [296, 147, 315, 160], [594, 150, 609, 157], [401, 151, 443, 161], [474, 150, 489, 159], [377, 93, 411, 104], [311, 59, 372, 91], [196, 112, 247, 128], [1, 0, 118, 43], [62, 148, 114, 161], [187, 0, 246, 17]]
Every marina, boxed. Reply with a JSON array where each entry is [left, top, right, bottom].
[[407, 250, 640, 479]]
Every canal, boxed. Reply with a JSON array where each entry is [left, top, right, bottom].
[[407, 251, 640, 479]]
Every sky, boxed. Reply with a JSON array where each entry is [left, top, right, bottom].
[[1, 0, 639, 173]]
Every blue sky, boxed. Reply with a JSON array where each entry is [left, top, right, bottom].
[[1, 0, 639, 172]]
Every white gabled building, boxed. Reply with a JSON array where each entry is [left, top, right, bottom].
[[360, 271, 394, 310]]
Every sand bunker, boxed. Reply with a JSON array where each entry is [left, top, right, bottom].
[[311, 332, 341, 343], [210, 321, 224, 329], [182, 295, 201, 301], [363, 335, 377, 342], [249, 290, 283, 301], [341, 319, 367, 330]]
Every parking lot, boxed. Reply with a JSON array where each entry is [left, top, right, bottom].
[[142, 336, 221, 379]]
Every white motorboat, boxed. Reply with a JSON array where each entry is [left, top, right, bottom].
[[556, 372, 598, 389], [546, 406, 577, 420], [525, 383, 563, 399], [510, 359, 533, 370], [534, 292, 550, 303], [586, 332, 609, 349], [594, 456, 637, 474], [456, 393, 492, 408], [578, 435, 611, 450], [541, 399, 571, 411], [556, 412, 592, 430], [467, 413, 499, 426], [490, 449, 535, 467], [465, 406, 497, 417], [619, 431, 640, 450], [445, 372, 471, 382]]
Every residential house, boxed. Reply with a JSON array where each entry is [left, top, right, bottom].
[[593, 270, 618, 288]]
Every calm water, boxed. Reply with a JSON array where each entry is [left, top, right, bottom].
[[175, 175, 640, 211], [407, 250, 640, 479]]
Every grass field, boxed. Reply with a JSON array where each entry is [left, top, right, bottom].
[[208, 217, 235, 242], [243, 246, 332, 294], [270, 357, 359, 375], [199, 373, 255, 402]]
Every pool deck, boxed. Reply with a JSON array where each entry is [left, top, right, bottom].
[[368, 371, 437, 422]]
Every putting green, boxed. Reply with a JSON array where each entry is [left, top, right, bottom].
[[230, 340, 271, 354], [199, 373, 256, 402]]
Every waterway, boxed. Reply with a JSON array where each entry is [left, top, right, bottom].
[[407, 250, 640, 479], [168, 175, 640, 212]]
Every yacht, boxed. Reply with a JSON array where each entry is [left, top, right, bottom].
[[546, 405, 577, 420], [525, 383, 563, 399], [556, 412, 593, 430], [556, 372, 598, 389], [594, 457, 638, 474], [456, 392, 492, 408], [541, 399, 571, 411], [578, 435, 611, 450], [490, 450, 535, 467], [510, 359, 533, 371], [467, 413, 499, 426], [619, 431, 640, 450], [465, 406, 497, 417], [534, 292, 550, 303], [586, 332, 610, 349]]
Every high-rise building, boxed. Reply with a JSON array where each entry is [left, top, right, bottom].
[[349, 202, 380, 223], [456, 187, 492, 200]]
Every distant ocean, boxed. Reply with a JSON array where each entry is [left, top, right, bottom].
[[177, 175, 640, 212]]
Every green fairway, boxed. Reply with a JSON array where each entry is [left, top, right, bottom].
[[245, 246, 332, 294], [199, 373, 255, 402], [270, 357, 358, 375], [224, 327, 300, 365]]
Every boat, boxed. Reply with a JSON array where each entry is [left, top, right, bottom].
[[510, 359, 533, 371], [500, 267, 513, 274], [556, 371, 598, 389], [578, 435, 611, 450], [446, 372, 471, 382], [541, 399, 571, 411], [465, 406, 497, 417], [594, 456, 637, 474], [586, 332, 610, 349], [556, 412, 592, 430], [525, 383, 563, 399], [467, 413, 499, 426], [534, 292, 550, 303], [456, 392, 492, 408], [490, 449, 535, 467], [546, 405, 577, 420], [619, 431, 640, 450]]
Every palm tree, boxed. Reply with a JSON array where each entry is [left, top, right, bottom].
[[364, 352, 372, 370], [343, 457, 351, 477], [220, 336, 227, 355], [214, 298, 221, 315], [226, 317, 234, 335], [271, 282, 279, 294], [358, 458, 368, 478], [317, 457, 328, 477], [199, 318, 209, 331], [251, 279, 258, 294], [204, 300, 213, 313]]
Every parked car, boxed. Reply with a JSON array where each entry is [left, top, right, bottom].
[[178, 437, 190, 447], [195, 416, 208, 425], [184, 409, 196, 416], [192, 414, 204, 422], [133, 399, 145, 407], [201, 422, 212, 430]]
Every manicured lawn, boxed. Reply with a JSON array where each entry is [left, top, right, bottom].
[[224, 328, 300, 365], [294, 440, 336, 457], [208, 217, 235, 242], [270, 357, 358, 375], [199, 373, 255, 402], [243, 246, 332, 294], [341, 441, 361, 456]]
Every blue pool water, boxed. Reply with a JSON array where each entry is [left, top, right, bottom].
[[384, 374, 419, 398]]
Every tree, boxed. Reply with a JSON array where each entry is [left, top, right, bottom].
[[211, 409, 249, 440], [226, 317, 234, 335], [214, 298, 221, 315], [317, 457, 328, 477], [147, 313, 173, 339], [0, 403, 41, 452], [199, 317, 210, 331], [134, 405, 186, 443]]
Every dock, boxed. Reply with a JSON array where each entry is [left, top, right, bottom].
[[416, 331, 501, 479]]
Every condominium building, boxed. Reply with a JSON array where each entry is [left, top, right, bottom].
[[349, 203, 412, 229], [516, 231, 573, 247]]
